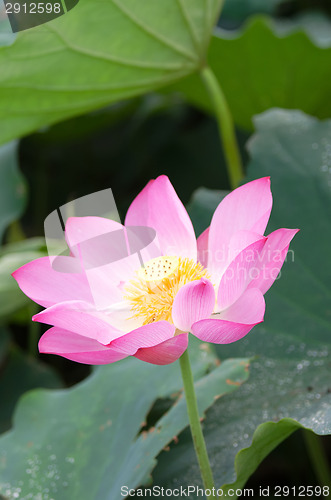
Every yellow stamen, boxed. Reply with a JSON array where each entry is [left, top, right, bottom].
[[124, 256, 209, 325]]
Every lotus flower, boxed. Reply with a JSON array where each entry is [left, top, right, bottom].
[[13, 176, 298, 365]]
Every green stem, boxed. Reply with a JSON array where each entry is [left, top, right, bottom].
[[200, 66, 244, 189], [303, 430, 331, 487], [179, 349, 216, 498]]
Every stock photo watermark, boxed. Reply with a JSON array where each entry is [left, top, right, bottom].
[[1, 0, 79, 32], [120, 484, 330, 497]]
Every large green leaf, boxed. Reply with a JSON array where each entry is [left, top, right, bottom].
[[0, 339, 63, 434], [0, 142, 27, 242], [0, 0, 223, 145], [0, 336, 249, 499], [152, 109, 331, 495], [169, 16, 331, 130], [0, 324, 62, 435], [221, 419, 317, 495]]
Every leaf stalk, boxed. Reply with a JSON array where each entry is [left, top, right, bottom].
[[179, 348, 217, 498], [201, 66, 243, 189]]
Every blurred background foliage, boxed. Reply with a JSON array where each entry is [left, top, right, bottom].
[[0, 0, 330, 498]]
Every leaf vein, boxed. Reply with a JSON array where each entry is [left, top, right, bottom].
[[175, 0, 201, 54], [45, 24, 193, 71], [110, 0, 198, 62]]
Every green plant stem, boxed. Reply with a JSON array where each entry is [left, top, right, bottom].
[[179, 349, 216, 498], [303, 429, 331, 487], [201, 66, 243, 189]]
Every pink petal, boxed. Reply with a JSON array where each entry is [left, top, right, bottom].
[[97, 301, 143, 333], [172, 278, 215, 332], [135, 333, 188, 365], [208, 178, 272, 278], [207, 230, 266, 285], [65, 216, 123, 250], [66, 216, 159, 268], [125, 175, 197, 260], [191, 288, 265, 344], [12, 256, 93, 308], [39, 327, 128, 365], [217, 237, 267, 310], [65, 216, 132, 288], [110, 321, 177, 355], [39, 321, 182, 365], [114, 321, 187, 365], [220, 288, 265, 323], [80, 254, 138, 308], [228, 230, 266, 262], [33, 300, 125, 345], [248, 228, 299, 294], [65, 217, 162, 308], [197, 227, 209, 268]]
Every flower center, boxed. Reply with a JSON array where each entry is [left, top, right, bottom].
[[124, 256, 209, 325], [137, 255, 180, 282]]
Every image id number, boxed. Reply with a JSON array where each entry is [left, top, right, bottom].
[[5, 2, 62, 14]]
